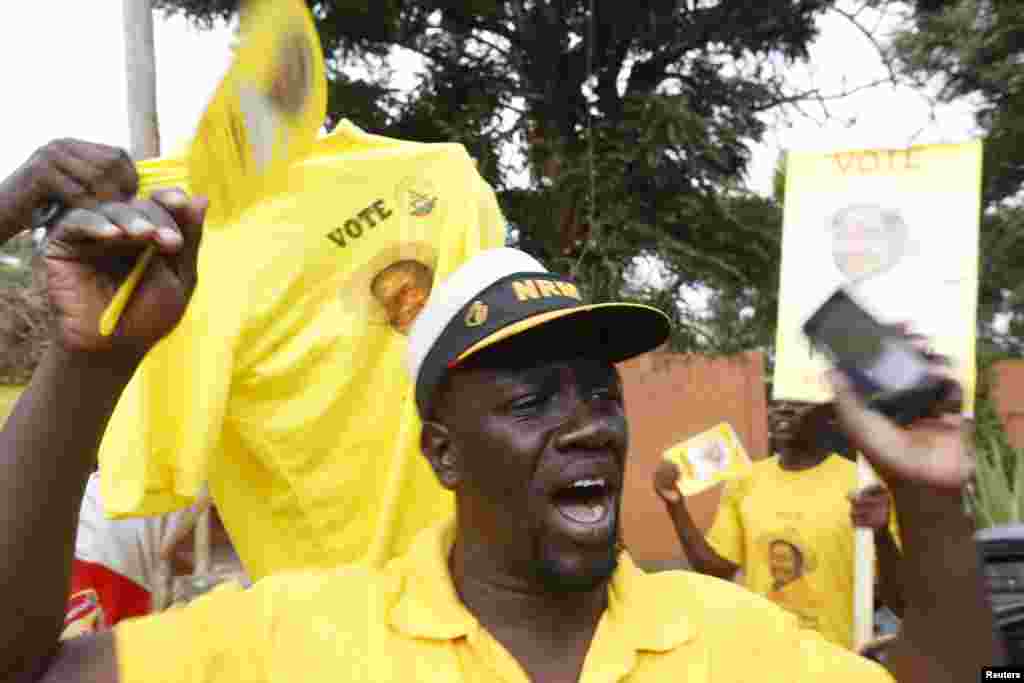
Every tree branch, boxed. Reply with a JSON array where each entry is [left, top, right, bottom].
[[750, 76, 893, 114]]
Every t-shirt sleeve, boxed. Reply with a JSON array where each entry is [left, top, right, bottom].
[[788, 629, 895, 682], [705, 478, 746, 567], [696, 573, 893, 682], [115, 581, 269, 683], [97, 236, 241, 518], [753, 588, 893, 682]]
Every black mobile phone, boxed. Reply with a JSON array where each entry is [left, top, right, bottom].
[[802, 289, 952, 425]]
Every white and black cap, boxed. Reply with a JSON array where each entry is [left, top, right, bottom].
[[407, 248, 671, 417]]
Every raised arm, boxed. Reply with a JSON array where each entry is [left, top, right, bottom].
[[831, 372, 1004, 682], [653, 461, 740, 580], [0, 187, 205, 683]]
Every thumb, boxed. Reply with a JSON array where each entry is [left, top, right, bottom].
[[654, 460, 682, 503]]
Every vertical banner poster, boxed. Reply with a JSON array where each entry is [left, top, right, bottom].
[[772, 141, 983, 413]]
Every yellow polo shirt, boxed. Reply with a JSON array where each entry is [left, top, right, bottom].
[[116, 520, 891, 682]]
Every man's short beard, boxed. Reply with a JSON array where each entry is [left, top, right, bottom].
[[531, 513, 622, 593]]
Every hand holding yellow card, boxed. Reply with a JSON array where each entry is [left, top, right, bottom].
[[662, 423, 752, 496]]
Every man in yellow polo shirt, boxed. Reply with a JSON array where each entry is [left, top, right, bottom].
[[0, 190, 1003, 682]]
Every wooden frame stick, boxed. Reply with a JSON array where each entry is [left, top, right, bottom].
[[854, 454, 878, 651]]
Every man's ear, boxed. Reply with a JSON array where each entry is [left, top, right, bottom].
[[420, 420, 460, 490]]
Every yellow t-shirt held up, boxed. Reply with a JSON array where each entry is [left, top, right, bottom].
[[707, 454, 900, 650], [97, 121, 507, 580], [115, 520, 892, 683]]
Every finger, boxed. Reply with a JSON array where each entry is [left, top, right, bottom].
[[60, 140, 138, 200], [152, 192, 206, 295], [653, 460, 682, 500], [654, 460, 680, 487], [36, 167, 98, 214], [101, 198, 182, 253], [47, 207, 123, 243]]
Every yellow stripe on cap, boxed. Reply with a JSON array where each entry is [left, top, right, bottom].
[[450, 302, 668, 367]]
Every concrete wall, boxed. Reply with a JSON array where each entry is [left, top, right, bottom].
[[617, 350, 769, 570]]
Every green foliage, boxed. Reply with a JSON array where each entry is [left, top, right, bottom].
[[152, 0, 841, 353], [968, 425, 1024, 528], [964, 346, 1024, 527], [893, 0, 1024, 351], [0, 233, 35, 288]]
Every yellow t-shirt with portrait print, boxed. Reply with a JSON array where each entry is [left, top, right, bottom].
[[706, 453, 900, 651], [97, 120, 508, 581]]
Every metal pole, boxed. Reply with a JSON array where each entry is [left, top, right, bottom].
[[122, 0, 161, 159]]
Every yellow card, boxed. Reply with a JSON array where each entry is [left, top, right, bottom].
[[662, 423, 751, 496]]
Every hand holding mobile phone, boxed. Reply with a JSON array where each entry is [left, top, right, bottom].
[[802, 289, 955, 425]]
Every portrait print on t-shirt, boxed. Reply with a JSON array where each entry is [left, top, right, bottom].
[[760, 527, 822, 630]]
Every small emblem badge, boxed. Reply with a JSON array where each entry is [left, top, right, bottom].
[[408, 188, 437, 217], [465, 301, 489, 327]]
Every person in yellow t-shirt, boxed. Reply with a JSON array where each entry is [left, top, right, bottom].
[[655, 403, 905, 650], [0, 200, 1001, 682]]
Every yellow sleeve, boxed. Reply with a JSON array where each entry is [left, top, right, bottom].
[[701, 576, 893, 682], [115, 582, 269, 683], [705, 478, 746, 567], [98, 229, 242, 517], [789, 629, 894, 682], [754, 592, 893, 682]]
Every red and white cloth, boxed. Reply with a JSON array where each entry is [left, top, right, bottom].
[[62, 474, 192, 638]]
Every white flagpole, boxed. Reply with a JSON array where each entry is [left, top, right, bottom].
[[854, 454, 878, 651]]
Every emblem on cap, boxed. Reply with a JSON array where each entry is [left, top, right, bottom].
[[465, 300, 489, 327]]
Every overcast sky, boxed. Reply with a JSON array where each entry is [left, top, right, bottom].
[[0, 3, 980, 197]]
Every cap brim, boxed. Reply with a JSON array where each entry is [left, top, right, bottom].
[[452, 302, 671, 368]]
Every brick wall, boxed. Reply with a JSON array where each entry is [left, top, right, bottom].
[[991, 361, 1024, 450], [617, 350, 769, 570]]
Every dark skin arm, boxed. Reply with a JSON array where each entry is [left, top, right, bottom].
[[652, 462, 740, 580], [874, 526, 906, 616], [830, 372, 1005, 681], [848, 484, 906, 616], [0, 189, 205, 683], [0, 139, 138, 243]]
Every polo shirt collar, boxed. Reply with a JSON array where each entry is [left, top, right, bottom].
[[605, 552, 697, 652], [387, 520, 475, 640], [387, 520, 697, 654]]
